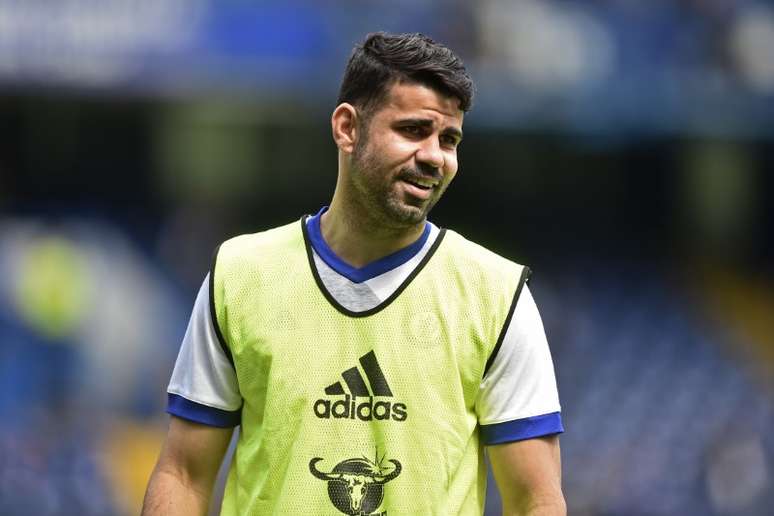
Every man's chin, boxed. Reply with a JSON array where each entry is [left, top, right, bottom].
[[385, 203, 428, 227]]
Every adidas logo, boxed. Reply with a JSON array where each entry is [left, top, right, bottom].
[[313, 350, 407, 422]]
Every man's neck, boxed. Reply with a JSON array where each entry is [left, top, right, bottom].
[[320, 202, 426, 269]]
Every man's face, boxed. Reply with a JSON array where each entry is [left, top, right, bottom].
[[348, 81, 464, 228]]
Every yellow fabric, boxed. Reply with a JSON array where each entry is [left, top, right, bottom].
[[212, 219, 525, 515]]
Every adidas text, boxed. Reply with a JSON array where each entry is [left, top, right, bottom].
[[314, 394, 407, 422]]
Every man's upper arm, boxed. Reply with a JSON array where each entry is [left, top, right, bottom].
[[142, 416, 234, 516], [167, 273, 242, 427], [477, 282, 565, 513], [157, 416, 234, 489], [476, 284, 563, 443], [143, 272, 240, 515], [488, 435, 565, 515]]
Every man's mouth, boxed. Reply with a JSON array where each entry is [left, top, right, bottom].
[[401, 177, 438, 191], [398, 177, 438, 201]]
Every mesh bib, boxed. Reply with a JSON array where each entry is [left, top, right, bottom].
[[212, 219, 525, 515]]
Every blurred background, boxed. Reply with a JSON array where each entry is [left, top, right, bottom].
[[1, 0, 773, 515]]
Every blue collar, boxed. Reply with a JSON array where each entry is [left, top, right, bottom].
[[306, 207, 431, 284]]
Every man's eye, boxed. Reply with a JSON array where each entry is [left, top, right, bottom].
[[402, 126, 421, 135], [441, 135, 459, 148]]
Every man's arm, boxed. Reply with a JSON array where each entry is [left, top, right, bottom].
[[488, 435, 566, 516], [142, 416, 234, 516]]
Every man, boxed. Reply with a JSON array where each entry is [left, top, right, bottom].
[[143, 32, 565, 516]]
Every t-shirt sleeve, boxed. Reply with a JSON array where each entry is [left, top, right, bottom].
[[166, 274, 242, 427], [476, 284, 564, 445]]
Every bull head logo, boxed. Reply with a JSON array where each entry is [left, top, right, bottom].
[[309, 452, 402, 516]]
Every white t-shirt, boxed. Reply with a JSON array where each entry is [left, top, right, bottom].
[[167, 212, 563, 444]]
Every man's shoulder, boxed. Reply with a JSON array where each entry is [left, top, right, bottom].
[[217, 218, 304, 264], [436, 228, 531, 310], [441, 228, 526, 272]]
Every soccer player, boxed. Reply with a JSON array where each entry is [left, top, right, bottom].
[[142, 32, 565, 516]]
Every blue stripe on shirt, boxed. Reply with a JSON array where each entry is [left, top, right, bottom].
[[481, 411, 564, 445], [307, 206, 431, 283], [167, 393, 241, 428]]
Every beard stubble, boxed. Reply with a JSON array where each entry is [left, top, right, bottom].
[[349, 134, 445, 230]]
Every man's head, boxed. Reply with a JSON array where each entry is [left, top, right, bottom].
[[337, 32, 474, 125], [332, 33, 474, 229]]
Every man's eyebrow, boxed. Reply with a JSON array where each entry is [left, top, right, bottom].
[[396, 117, 434, 128], [396, 118, 463, 141]]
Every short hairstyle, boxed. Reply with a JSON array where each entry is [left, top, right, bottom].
[[337, 32, 474, 117]]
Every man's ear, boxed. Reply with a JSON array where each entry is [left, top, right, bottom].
[[331, 103, 360, 154]]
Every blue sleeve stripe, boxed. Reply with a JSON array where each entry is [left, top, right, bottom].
[[167, 393, 241, 428], [481, 411, 564, 445]]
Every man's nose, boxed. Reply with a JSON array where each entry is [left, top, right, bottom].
[[415, 138, 444, 170]]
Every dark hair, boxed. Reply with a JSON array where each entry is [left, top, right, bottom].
[[337, 32, 474, 117]]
